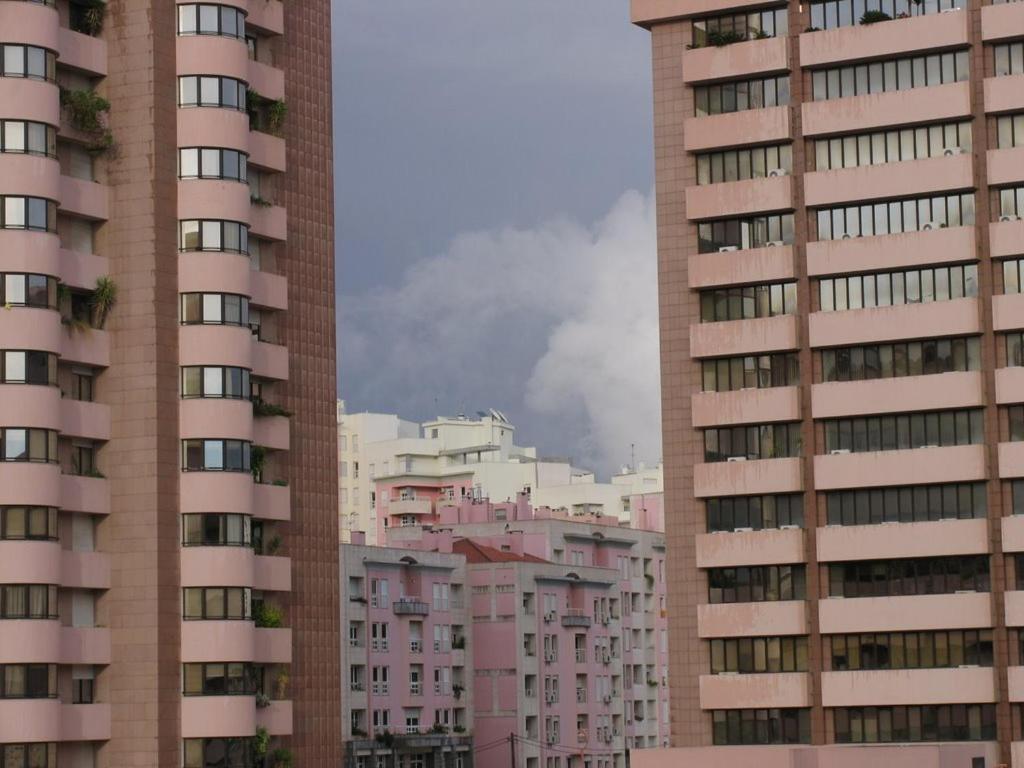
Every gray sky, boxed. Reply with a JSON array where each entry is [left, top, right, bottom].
[[332, 1, 659, 476]]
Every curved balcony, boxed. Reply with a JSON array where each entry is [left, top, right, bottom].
[[60, 326, 110, 368], [683, 105, 789, 153], [696, 600, 807, 638], [0, 230, 61, 275], [253, 554, 290, 592], [180, 398, 254, 442], [181, 545, 254, 589], [253, 414, 288, 451], [817, 518, 988, 563], [0, 462, 61, 507], [180, 471, 254, 516], [249, 203, 286, 241], [800, 10, 967, 68], [58, 28, 107, 77], [256, 700, 292, 736], [179, 324, 254, 369], [254, 627, 291, 664], [59, 399, 111, 441], [60, 473, 109, 515], [0, 619, 61, 663], [60, 626, 110, 665], [248, 60, 284, 101], [0, 308, 62, 355], [250, 270, 287, 311], [814, 444, 986, 491], [181, 696, 256, 739], [690, 315, 798, 359], [178, 251, 252, 296], [181, 620, 255, 663], [688, 244, 795, 290], [808, 297, 979, 348], [682, 36, 788, 84], [819, 592, 991, 634], [176, 35, 249, 81], [59, 247, 108, 291], [253, 482, 289, 522], [699, 672, 811, 710], [252, 339, 288, 381], [177, 107, 250, 153], [821, 667, 995, 708], [248, 130, 285, 172], [0, 154, 59, 200], [59, 175, 108, 221], [0, 699, 61, 742], [0, 540, 61, 584], [0, 79, 60, 126], [695, 528, 804, 570], [806, 226, 976, 278], [691, 386, 799, 429], [802, 82, 970, 138], [245, 0, 283, 35], [177, 178, 251, 224], [810, 371, 984, 420], [693, 456, 802, 498], [0, 384, 61, 431], [0, 2, 59, 50]]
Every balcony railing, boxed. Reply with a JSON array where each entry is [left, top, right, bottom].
[[393, 598, 430, 616], [562, 609, 592, 628]]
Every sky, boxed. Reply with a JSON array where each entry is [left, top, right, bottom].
[[332, 0, 659, 477]]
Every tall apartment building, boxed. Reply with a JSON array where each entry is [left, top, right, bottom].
[[340, 537, 474, 768], [631, 0, 1024, 765], [0, 0, 339, 765], [385, 499, 670, 768]]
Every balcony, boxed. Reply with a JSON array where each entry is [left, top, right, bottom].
[[252, 339, 288, 381], [59, 175, 109, 222], [693, 456, 802, 498], [388, 499, 432, 517], [810, 371, 984, 420], [690, 314, 798, 358], [699, 672, 811, 710], [60, 702, 110, 741], [182, 620, 255, 663], [695, 527, 804, 570], [1003, 516, 1024, 555], [818, 592, 991, 634], [60, 472, 109, 515], [182, 695, 255, 738], [983, 1, 1024, 42], [813, 444, 986, 490], [821, 667, 995, 708], [393, 598, 430, 616], [256, 700, 293, 736], [249, 60, 284, 101], [254, 627, 291, 664], [250, 203, 287, 241], [802, 82, 970, 137], [60, 549, 111, 590], [561, 609, 592, 628], [254, 482, 291, 522], [804, 154, 972, 209], [682, 36, 788, 84], [993, 292, 1024, 333], [245, 0, 283, 34], [987, 146, 1024, 189], [991, 217, 1024, 260], [685, 175, 792, 221], [61, 326, 110, 367], [1000, 442, 1024, 480], [1007, 591, 1024, 627], [250, 269, 288, 311], [1010, 667, 1024, 702], [248, 129, 286, 173], [984, 73, 1024, 115], [691, 386, 799, 429], [800, 10, 967, 68], [60, 626, 110, 665], [809, 297, 979, 348], [816, 518, 988, 563], [59, 399, 111, 441], [632, 0, 768, 24], [58, 27, 107, 77], [59, 247, 109, 291], [253, 414, 289, 451], [683, 106, 789, 153], [696, 600, 807, 638], [688, 244, 795, 289]]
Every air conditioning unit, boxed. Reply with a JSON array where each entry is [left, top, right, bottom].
[[603, 694, 612, 704], [602, 653, 611, 664], [1000, 214, 1020, 223], [718, 246, 739, 253], [829, 448, 851, 456], [734, 526, 754, 533], [545, 692, 556, 703], [766, 240, 785, 247], [943, 147, 964, 157], [726, 456, 747, 462], [768, 168, 789, 178], [921, 221, 939, 231], [779, 524, 800, 530], [544, 651, 555, 662]]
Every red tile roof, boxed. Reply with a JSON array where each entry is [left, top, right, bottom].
[[453, 538, 548, 564]]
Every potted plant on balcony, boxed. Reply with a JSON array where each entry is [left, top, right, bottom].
[[90, 277, 117, 329], [253, 727, 270, 762], [254, 602, 284, 629], [452, 683, 464, 700], [270, 748, 293, 768], [375, 729, 395, 748], [274, 668, 289, 700], [859, 9, 892, 23]]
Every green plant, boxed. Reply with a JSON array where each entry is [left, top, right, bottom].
[[265, 534, 282, 555], [860, 9, 892, 23], [272, 479, 289, 487], [452, 725, 466, 734], [271, 747, 293, 768], [804, 25, 822, 32], [252, 398, 291, 418], [253, 727, 270, 758], [60, 88, 113, 152], [452, 635, 465, 650], [452, 683, 464, 700], [62, 315, 92, 334], [250, 445, 266, 481], [429, 723, 448, 734], [254, 602, 284, 629], [255, 692, 270, 708], [267, 99, 288, 134], [250, 194, 272, 207], [71, 0, 106, 36], [351, 727, 367, 737], [90, 276, 117, 329], [706, 29, 747, 46], [274, 668, 289, 700], [375, 729, 395, 748], [754, 29, 770, 39]]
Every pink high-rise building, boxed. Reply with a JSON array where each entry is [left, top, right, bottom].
[[632, 0, 1024, 764], [0, 0, 339, 765]]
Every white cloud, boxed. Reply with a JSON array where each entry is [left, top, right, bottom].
[[339, 189, 660, 476]]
